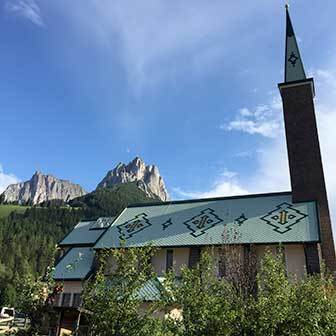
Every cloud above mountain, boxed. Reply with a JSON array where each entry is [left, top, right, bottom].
[[0, 165, 19, 194]]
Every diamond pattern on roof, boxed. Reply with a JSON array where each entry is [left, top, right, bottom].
[[183, 208, 223, 237], [118, 213, 152, 239], [260, 202, 308, 234], [93, 193, 319, 248]]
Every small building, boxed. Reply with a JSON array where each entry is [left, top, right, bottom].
[[51, 218, 112, 335], [52, 6, 336, 336]]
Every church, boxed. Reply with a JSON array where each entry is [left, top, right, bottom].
[[50, 6, 336, 335]]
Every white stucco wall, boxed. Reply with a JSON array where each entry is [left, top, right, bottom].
[[173, 248, 190, 276], [151, 248, 190, 276], [151, 248, 166, 276], [285, 244, 306, 279]]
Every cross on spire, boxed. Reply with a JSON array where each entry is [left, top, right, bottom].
[[284, 5, 306, 82]]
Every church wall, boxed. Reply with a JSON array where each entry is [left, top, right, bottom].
[[148, 245, 307, 279], [151, 248, 166, 276], [173, 248, 190, 276], [255, 245, 277, 260], [151, 247, 190, 276]]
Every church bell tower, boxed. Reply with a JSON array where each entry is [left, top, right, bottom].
[[278, 5, 336, 273]]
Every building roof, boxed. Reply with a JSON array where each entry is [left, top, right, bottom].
[[105, 276, 165, 301], [53, 247, 95, 280], [135, 277, 165, 301], [58, 218, 114, 247], [94, 192, 319, 249]]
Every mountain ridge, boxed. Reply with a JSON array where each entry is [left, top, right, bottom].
[[0, 171, 87, 205], [97, 157, 169, 201], [0, 157, 169, 205]]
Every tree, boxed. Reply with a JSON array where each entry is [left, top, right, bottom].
[[83, 245, 163, 336], [251, 251, 336, 336], [252, 252, 292, 336], [81, 246, 336, 336], [162, 249, 244, 336], [162, 248, 336, 336], [15, 261, 59, 334]]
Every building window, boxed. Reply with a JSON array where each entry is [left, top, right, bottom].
[[61, 293, 71, 307], [189, 247, 201, 268], [73, 293, 82, 307], [166, 249, 174, 272], [53, 293, 62, 307]]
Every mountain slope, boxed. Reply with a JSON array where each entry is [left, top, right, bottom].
[[0, 204, 28, 219], [1, 171, 87, 205], [97, 157, 169, 201], [70, 182, 158, 219]]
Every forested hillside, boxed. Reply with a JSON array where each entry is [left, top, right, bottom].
[[0, 183, 156, 306], [69, 182, 158, 218], [0, 204, 28, 218]]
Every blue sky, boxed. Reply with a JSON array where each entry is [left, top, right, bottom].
[[1, 0, 336, 229]]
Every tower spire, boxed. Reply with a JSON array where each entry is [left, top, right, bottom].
[[279, 6, 336, 272], [284, 5, 306, 82]]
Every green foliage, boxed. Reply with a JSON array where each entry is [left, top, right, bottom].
[[0, 207, 83, 306], [0, 183, 154, 307], [83, 245, 161, 336], [251, 252, 292, 336], [70, 182, 158, 219], [17, 247, 335, 336], [162, 250, 240, 336], [249, 252, 336, 336], [15, 260, 58, 334], [160, 251, 336, 336], [0, 204, 28, 218]]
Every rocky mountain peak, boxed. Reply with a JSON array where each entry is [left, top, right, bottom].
[[97, 157, 169, 201], [1, 172, 87, 205]]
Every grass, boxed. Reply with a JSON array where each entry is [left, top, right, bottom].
[[0, 204, 28, 218]]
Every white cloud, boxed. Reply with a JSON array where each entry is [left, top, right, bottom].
[[0, 165, 19, 194], [176, 68, 336, 237], [313, 69, 336, 236], [220, 169, 238, 179], [222, 96, 283, 138], [56, 0, 271, 95], [173, 169, 248, 199], [4, 0, 44, 27]]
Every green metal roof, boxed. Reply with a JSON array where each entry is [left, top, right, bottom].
[[59, 219, 112, 246], [135, 277, 165, 301], [94, 192, 319, 249], [106, 277, 165, 301], [53, 247, 94, 280]]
